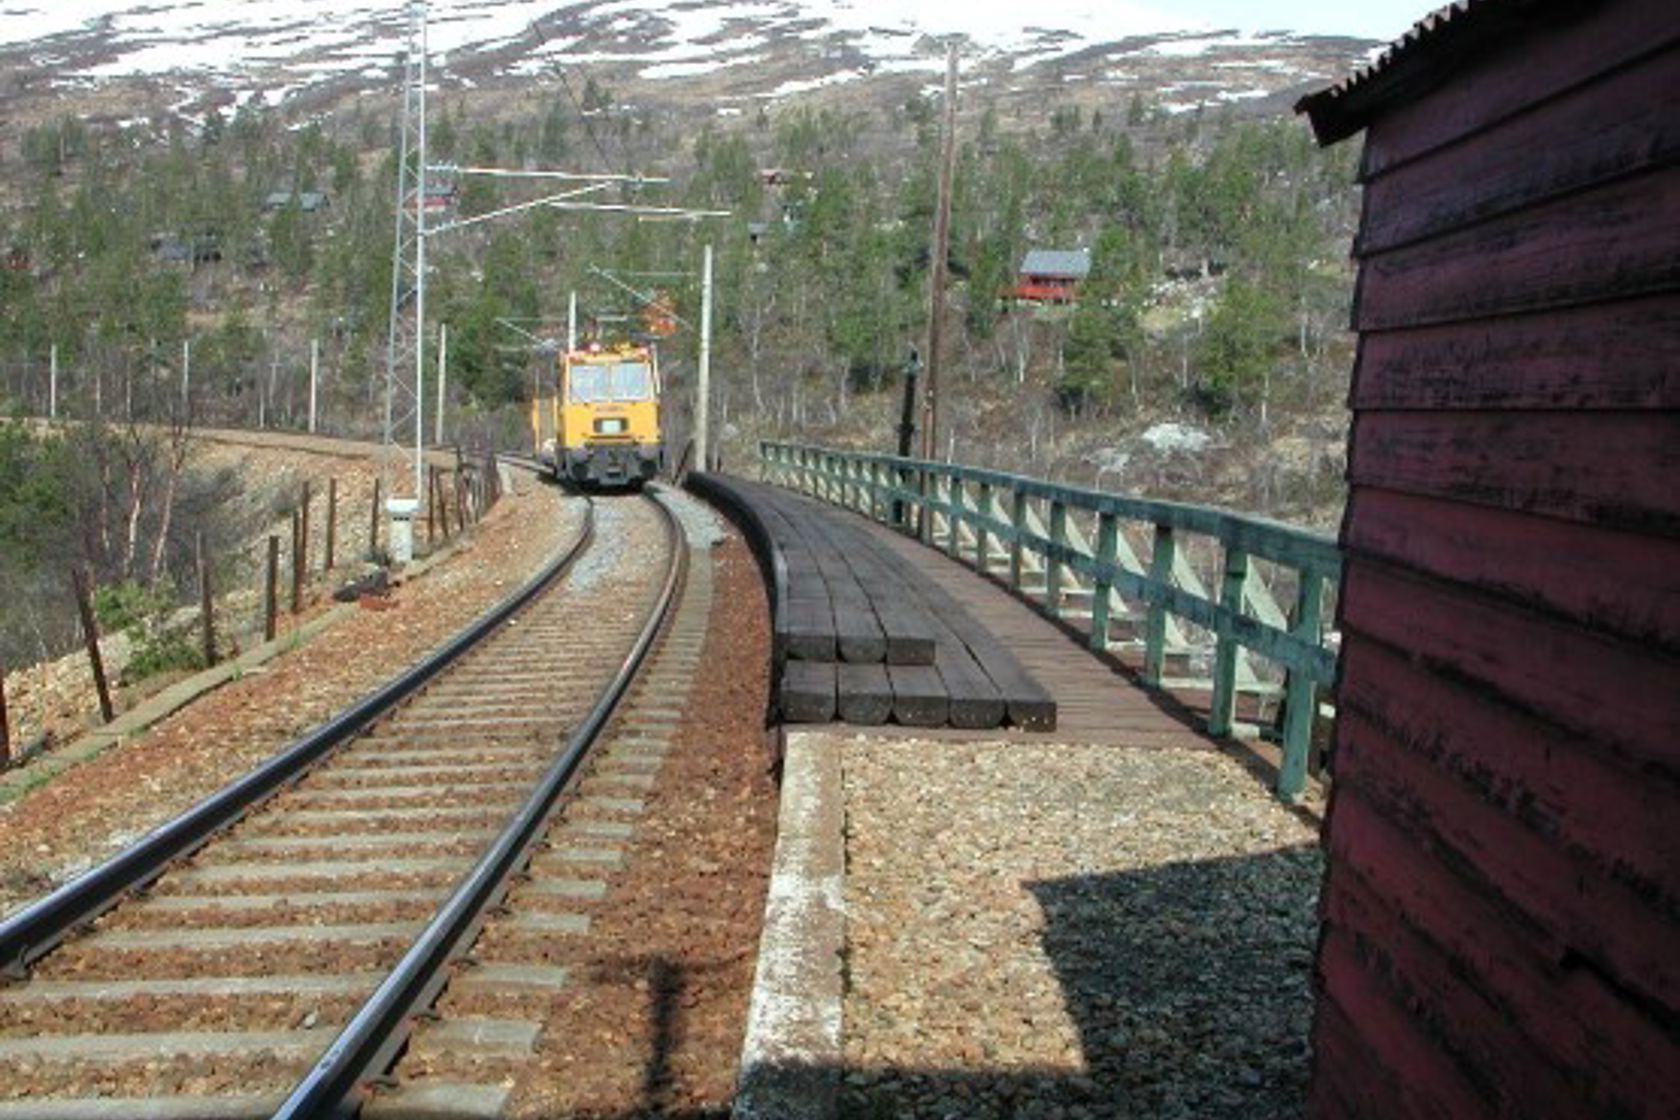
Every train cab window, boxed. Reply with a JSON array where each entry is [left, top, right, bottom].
[[609, 362, 654, 401], [567, 361, 654, 402], [568, 365, 611, 403]]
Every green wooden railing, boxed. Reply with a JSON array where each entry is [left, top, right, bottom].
[[759, 440, 1342, 801]]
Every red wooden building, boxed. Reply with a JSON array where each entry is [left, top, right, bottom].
[[1008, 248, 1091, 304], [1296, 1, 1678, 1116]]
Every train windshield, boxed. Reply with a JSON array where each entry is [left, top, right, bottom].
[[568, 360, 654, 402]]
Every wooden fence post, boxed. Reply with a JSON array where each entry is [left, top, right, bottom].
[[455, 472, 467, 534], [426, 467, 437, 546], [71, 569, 114, 724], [197, 531, 216, 667], [325, 478, 338, 572], [300, 481, 311, 577], [265, 535, 279, 642], [1, 659, 11, 767], [290, 508, 303, 614], [370, 478, 382, 559]]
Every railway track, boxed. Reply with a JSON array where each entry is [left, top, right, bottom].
[[0, 484, 696, 1119]]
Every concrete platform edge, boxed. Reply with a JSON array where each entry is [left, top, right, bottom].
[[733, 731, 844, 1120]]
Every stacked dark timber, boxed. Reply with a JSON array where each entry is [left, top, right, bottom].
[[689, 473, 1055, 731]]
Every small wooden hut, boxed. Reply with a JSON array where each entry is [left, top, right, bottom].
[[1296, 0, 1678, 1116]]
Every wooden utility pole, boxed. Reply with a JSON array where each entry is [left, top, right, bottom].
[[181, 338, 191, 415], [48, 343, 58, 420], [697, 244, 714, 470], [921, 42, 959, 462], [893, 353, 919, 529], [435, 323, 448, 445], [308, 338, 320, 433]]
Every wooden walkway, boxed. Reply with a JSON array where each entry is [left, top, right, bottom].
[[849, 509, 1217, 748]]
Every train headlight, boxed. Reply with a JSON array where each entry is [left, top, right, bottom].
[[594, 418, 628, 434]]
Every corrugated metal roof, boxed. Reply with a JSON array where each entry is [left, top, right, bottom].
[[1295, 0, 1564, 145], [1020, 248, 1091, 279]]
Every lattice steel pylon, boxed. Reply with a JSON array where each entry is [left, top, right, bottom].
[[383, 0, 428, 499]]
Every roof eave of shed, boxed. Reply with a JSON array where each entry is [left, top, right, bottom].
[[1294, 0, 1579, 145]]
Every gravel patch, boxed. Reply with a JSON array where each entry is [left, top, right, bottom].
[[564, 497, 633, 595], [839, 739, 1321, 1120], [658, 483, 730, 550]]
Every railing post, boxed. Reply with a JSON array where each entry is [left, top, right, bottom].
[[1143, 524, 1177, 686], [1090, 511, 1117, 654], [1278, 573, 1325, 801], [869, 461, 882, 522], [1008, 489, 1027, 592], [1046, 500, 1068, 618], [946, 475, 964, 559], [1208, 546, 1249, 738], [917, 467, 933, 544], [891, 459, 906, 530], [976, 482, 994, 573]]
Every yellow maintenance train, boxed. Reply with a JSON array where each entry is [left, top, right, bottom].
[[534, 342, 664, 488]]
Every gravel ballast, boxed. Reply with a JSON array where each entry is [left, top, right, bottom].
[[0, 470, 583, 914], [837, 737, 1322, 1120]]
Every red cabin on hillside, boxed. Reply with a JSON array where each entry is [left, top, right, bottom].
[[1008, 248, 1090, 304], [1296, 1, 1679, 1116]]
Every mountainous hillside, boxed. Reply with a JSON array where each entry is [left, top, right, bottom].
[[1, 0, 1377, 134], [0, 3, 1380, 675]]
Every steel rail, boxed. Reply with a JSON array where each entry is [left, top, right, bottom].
[[0, 472, 594, 977], [273, 487, 689, 1119]]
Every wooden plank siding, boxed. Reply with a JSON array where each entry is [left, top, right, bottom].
[[1356, 0, 1678, 178], [1352, 294, 1680, 412], [1354, 162, 1680, 331], [1343, 489, 1680, 650], [1310, 5, 1680, 1117], [1348, 411, 1680, 534], [1357, 42, 1680, 253]]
